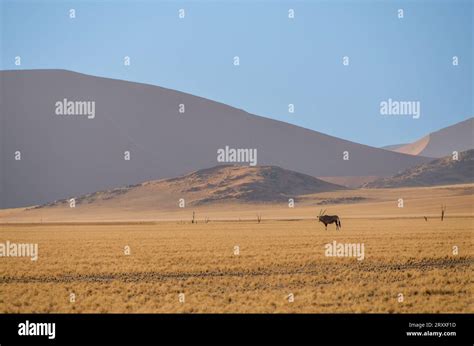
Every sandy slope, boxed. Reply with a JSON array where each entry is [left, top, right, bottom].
[[2, 183, 472, 223], [389, 117, 473, 158], [393, 135, 430, 156], [365, 149, 474, 188], [317, 176, 379, 188]]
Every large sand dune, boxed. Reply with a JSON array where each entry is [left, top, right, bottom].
[[1, 69, 430, 209]]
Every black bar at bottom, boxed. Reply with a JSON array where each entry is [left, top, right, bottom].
[[0, 313, 471, 345]]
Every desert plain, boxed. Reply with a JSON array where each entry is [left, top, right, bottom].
[[0, 184, 472, 313]]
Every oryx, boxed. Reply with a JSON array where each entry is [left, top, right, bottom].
[[317, 209, 341, 230]]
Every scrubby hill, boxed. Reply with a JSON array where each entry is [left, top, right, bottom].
[[363, 150, 474, 188], [37, 165, 345, 209]]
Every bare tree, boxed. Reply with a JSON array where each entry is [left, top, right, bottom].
[[192, 211, 196, 224], [424, 216, 428, 222], [257, 214, 262, 223], [205, 216, 210, 224], [441, 205, 446, 221]]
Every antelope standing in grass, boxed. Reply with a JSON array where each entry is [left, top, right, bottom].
[[317, 209, 341, 230]]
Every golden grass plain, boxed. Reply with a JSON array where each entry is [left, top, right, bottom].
[[0, 185, 472, 313]]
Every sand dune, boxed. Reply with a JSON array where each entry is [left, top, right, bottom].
[[392, 135, 430, 156], [388, 118, 473, 158], [1, 69, 430, 209]]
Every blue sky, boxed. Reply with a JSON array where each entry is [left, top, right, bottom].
[[1, 0, 472, 147]]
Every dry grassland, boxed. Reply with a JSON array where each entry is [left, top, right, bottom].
[[0, 217, 472, 313]]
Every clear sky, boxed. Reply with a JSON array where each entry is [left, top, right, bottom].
[[1, 0, 472, 147]]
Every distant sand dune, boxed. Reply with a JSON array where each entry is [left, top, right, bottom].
[[393, 135, 430, 156], [385, 117, 473, 158]]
